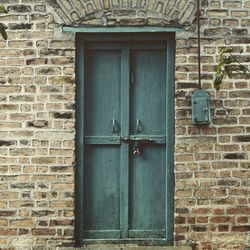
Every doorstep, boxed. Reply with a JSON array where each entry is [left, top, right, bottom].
[[58, 245, 191, 250]]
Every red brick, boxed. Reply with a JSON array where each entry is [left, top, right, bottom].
[[175, 226, 189, 233], [213, 208, 224, 215], [232, 226, 250, 232], [215, 188, 227, 197], [175, 235, 185, 241], [0, 229, 17, 235], [192, 208, 211, 214], [218, 225, 229, 232], [187, 217, 195, 224], [193, 225, 207, 232], [238, 198, 248, 205], [237, 217, 248, 223], [210, 216, 235, 223], [175, 217, 186, 224], [227, 207, 250, 214], [63, 229, 73, 236], [197, 217, 208, 223], [212, 198, 236, 205]]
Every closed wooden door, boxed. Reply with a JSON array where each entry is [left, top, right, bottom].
[[76, 35, 175, 243]]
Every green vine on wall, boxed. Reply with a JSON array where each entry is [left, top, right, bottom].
[[214, 47, 250, 91], [0, 6, 7, 40]]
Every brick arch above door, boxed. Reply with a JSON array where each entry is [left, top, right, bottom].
[[49, 0, 197, 27]]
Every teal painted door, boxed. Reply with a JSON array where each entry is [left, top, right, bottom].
[[129, 46, 166, 238], [80, 40, 172, 241]]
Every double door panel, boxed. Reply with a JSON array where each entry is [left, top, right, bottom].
[[83, 42, 167, 239]]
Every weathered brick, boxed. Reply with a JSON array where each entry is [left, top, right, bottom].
[[232, 226, 250, 232], [31, 157, 57, 164], [192, 208, 211, 214], [175, 217, 186, 224], [9, 201, 34, 208], [176, 189, 192, 197], [31, 210, 55, 217], [210, 216, 235, 223], [223, 153, 246, 160], [0, 229, 17, 235], [27, 120, 48, 128], [0, 211, 16, 217], [49, 200, 74, 208], [49, 219, 73, 226], [192, 226, 207, 232], [204, 28, 230, 36], [231, 11, 248, 17], [207, 10, 228, 17], [32, 228, 56, 236], [194, 190, 214, 198], [10, 219, 34, 227], [223, 1, 242, 8], [35, 67, 62, 75], [0, 192, 19, 199], [233, 136, 250, 142], [227, 207, 250, 214], [218, 225, 229, 232], [237, 217, 248, 223]]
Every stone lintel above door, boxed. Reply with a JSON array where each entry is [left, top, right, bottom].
[[49, 0, 197, 28]]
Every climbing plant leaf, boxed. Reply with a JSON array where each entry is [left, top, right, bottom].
[[0, 5, 7, 40], [0, 6, 7, 14], [213, 47, 249, 91], [0, 23, 7, 40]]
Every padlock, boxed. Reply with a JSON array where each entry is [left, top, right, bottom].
[[132, 142, 141, 156], [133, 147, 140, 155]]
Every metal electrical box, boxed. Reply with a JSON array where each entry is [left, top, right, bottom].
[[192, 89, 210, 125]]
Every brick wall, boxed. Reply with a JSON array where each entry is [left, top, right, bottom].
[[175, 1, 250, 249], [0, 1, 76, 249], [0, 0, 249, 249]]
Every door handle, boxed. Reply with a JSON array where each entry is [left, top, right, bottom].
[[112, 118, 118, 133], [136, 119, 141, 133]]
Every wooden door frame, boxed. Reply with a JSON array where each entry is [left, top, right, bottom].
[[75, 32, 175, 247]]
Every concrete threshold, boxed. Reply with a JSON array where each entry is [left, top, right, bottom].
[[58, 245, 191, 250]]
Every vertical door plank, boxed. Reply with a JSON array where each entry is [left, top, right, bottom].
[[85, 49, 121, 136], [130, 49, 166, 136], [129, 146, 166, 232], [83, 46, 122, 238], [120, 45, 130, 238], [83, 146, 120, 233], [129, 46, 167, 237]]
